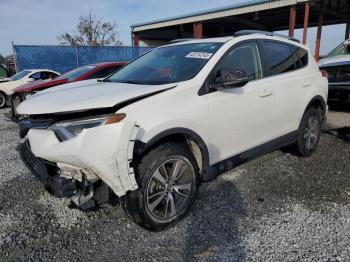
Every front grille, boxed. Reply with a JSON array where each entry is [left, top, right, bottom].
[[18, 118, 53, 138]]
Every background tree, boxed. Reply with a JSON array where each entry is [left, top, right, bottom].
[[0, 54, 15, 76], [0, 54, 6, 65], [58, 12, 122, 46]]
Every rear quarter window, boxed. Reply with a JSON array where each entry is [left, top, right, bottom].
[[294, 46, 308, 69]]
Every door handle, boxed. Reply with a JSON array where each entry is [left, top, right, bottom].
[[260, 89, 273, 97], [302, 83, 311, 87]]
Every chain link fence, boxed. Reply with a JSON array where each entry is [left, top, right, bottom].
[[13, 45, 153, 74]]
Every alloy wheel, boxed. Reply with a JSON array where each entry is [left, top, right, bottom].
[[304, 115, 320, 150], [146, 157, 196, 223]]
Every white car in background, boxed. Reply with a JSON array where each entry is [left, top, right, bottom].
[[17, 31, 328, 231], [318, 39, 350, 101], [0, 77, 10, 83], [0, 69, 60, 108]]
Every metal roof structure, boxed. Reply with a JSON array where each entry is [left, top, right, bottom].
[[130, 0, 350, 60], [131, 0, 307, 32]]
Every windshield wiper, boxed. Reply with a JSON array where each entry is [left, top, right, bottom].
[[114, 80, 146, 84]]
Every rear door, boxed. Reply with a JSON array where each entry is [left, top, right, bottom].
[[206, 41, 275, 163], [260, 40, 310, 138]]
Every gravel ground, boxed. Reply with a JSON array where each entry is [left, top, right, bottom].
[[0, 106, 350, 261]]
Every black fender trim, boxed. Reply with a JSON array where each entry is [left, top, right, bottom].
[[134, 128, 210, 180], [304, 95, 327, 125], [305, 95, 327, 114]]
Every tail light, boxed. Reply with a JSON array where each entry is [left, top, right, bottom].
[[321, 70, 328, 78]]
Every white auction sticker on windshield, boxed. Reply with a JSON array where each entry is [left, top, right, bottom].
[[185, 52, 213, 59]]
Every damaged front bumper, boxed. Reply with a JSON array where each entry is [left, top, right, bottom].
[[19, 119, 140, 203], [18, 141, 77, 198], [19, 141, 111, 210]]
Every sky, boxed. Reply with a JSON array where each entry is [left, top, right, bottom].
[[0, 0, 346, 56]]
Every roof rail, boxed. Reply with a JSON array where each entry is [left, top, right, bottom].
[[234, 30, 300, 43]]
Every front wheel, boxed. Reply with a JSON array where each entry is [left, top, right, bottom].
[[0, 92, 7, 109], [121, 142, 199, 231], [294, 108, 322, 157]]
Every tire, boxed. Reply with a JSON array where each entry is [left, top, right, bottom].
[[121, 142, 199, 231], [294, 108, 322, 157], [0, 92, 7, 109]]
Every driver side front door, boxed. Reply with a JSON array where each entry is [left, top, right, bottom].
[[206, 41, 274, 164]]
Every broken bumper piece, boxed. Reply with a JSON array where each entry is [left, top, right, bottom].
[[18, 141, 77, 198]]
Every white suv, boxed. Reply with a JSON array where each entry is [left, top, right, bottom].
[[17, 31, 328, 231]]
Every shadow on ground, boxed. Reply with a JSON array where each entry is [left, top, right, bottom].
[[183, 180, 246, 261], [325, 127, 350, 144]]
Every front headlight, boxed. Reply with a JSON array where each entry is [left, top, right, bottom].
[[19, 92, 35, 100], [51, 113, 126, 141]]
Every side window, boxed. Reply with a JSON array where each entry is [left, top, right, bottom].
[[41, 71, 57, 80], [86, 67, 119, 79], [215, 42, 263, 81], [294, 47, 308, 68], [29, 72, 41, 80], [262, 41, 298, 75]]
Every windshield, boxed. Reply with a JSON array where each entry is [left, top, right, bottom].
[[57, 65, 97, 81], [108, 43, 223, 85], [10, 70, 31, 81], [328, 42, 350, 57]]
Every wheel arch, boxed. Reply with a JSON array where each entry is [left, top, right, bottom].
[[0, 90, 8, 107], [133, 128, 210, 177], [0, 90, 7, 97], [304, 95, 327, 120]]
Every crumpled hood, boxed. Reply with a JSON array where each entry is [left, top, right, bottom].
[[318, 54, 350, 67], [17, 80, 177, 115]]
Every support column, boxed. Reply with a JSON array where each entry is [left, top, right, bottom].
[[302, 2, 310, 44], [193, 22, 203, 39], [289, 5, 296, 37], [315, 2, 325, 61], [346, 22, 350, 40], [133, 33, 139, 46]]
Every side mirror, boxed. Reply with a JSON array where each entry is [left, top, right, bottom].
[[213, 69, 249, 89], [27, 78, 35, 83]]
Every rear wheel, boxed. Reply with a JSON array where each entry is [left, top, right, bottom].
[[121, 142, 199, 231], [0, 92, 7, 108], [294, 108, 322, 157]]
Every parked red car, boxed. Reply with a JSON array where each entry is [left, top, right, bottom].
[[9, 62, 126, 120]]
